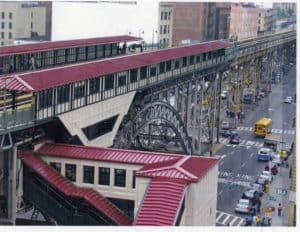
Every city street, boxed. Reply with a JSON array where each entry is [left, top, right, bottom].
[[215, 65, 296, 226]]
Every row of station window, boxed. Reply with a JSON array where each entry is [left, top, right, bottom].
[[37, 49, 226, 109], [0, 43, 121, 74], [50, 162, 136, 189]]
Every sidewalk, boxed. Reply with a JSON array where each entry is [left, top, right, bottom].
[[259, 158, 291, 226]]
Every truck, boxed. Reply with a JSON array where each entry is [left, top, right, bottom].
[[264, 133, 280, 151]]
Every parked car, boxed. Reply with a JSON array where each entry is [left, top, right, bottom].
[[221, 90, 228, 99], [284, 96, 292, 104], [255, 177, 268, 186], [229, 135, 240, 144], [259, 171, 273, 183], [242, 189, 259, 205], [250, 183, 264, 197], [220, 129, 238, 138], [235, 199, 251, 214]]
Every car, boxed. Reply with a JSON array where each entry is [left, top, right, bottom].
[[258, 91, 265, 98], [255, 177, 268, 186], [284, 96, 292, 104], [259, 173, 273, 183], [235, 199, 251, 214], [250, 183, 264, 196], [257, 148, 273, 161], [242, 189, 259, 205], [221, 90, 227, 99], [229, 135, 240, 144], [221, 120, 230, 130], [220, 129, 238, 138]]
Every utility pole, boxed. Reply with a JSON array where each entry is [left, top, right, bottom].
[[216, 72, 222, 143]]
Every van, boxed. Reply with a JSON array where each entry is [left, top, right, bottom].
[[257, 148, 272, 161], [254, 117, 272, 137]]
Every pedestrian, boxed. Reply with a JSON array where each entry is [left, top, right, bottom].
[[255, 215, 261, 226], [267, 217, 272, 226], [256, 198, 261, 214], [265, 164, 270, 171], [261, 217, 266, 226], [252, 215, 257, 226], [278, 203, 282, 216]]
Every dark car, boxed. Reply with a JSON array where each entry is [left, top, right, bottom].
[[229, 135, 240, 144], [220, 129, 238, 138], [242, 189, 259, 205]]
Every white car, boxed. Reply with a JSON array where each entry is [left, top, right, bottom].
[[284, 96, 292, 104], [259, 171, 273, 183], [235, 199, 251, 214], [221, 91, 227, 99]]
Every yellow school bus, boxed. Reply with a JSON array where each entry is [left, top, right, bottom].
[[254, 117, 272, 137]]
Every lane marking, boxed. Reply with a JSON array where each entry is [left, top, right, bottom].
[[250, 153, 254, 157], [222, 214, 231, 224]]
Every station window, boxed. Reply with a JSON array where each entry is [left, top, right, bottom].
[[118, 75, 126, 87], [50, 162, 61, 173], [98, 167, 110, 186], [130, 69, 138, 83], [105, 74, 114, 90], [132, 170, 136, 189], [67, 48, 76, 62], [174, 60, 180, 69], [65, 164, 76, 182], [83, 165, 94, 184], [182, 57, 187, 67], [150, 66, 156, 76], [159, 62, 165, 74], [89, 77, 100, 94], [56, 49, 66, 64], [208, 52, 212, 60], [189, 56, 194, 65], [38, 89, 53, 109], [74, 85, 85, 99], [77, 47, 86, 61], [82, 114, 119, 140], [140, 66, 147, 79], [166, 60, 172, 72], [87, 46, 96, 59], [203, 53, 207, 61], [196, 55, 201, 63], [57, 85, 70, 103], [114, 169, 126, 187]]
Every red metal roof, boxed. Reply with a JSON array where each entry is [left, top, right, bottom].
[[136, 156, 218, 182], [4, 40, 231, 92], [0, 76, 33, 92], [19, 151, 132, 225], [0, 35, 141, 57], [37, 143, 181, 165], [134, 178, 187, 226]]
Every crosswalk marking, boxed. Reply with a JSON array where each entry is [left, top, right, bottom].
[[216, 211, 245, 226], [236, 126, 295, 134], [218, 137, 264, 148]]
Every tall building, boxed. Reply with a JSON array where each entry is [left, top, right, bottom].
[[158, 2, 217, 47], [0, 1, 51, 46], [288, 137, 296, 226]]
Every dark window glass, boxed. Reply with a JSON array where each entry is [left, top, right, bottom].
[[208, 52, 212, 60], [118, 75, 126, 86], [203, 53, 207, 61], [164, 12, 167, 20], [99, 167, 110, 185], [175, 60, 180, 69], [166, 60, 172, 71], [140, 66, 147, 79], [196, 55, 201, 63], [132, 170, 136, 189], [9, 12, 12, 19], [82, 115, 118, 140], [89, 78, 100, 94], [38, 89, 52, 109], [74, 85, 85, 98], [130, 69, 137, 83], [161, 12, 163, 20], [159, 62, 165, 74], [168, 12, 171, 20], [182, 57, 187, 67], [150, 66, 156, 76], [189, 56, 194, 65], [83, 166, 94, 184], [114, 169, 126, 187], [1, 32, 3, 39], [105, 75, 114, 90], [1, 12, 4, 19], [50, 162, 61, 173], [57, 85, 70, 103], [1, 22, 4, 29], [8, 32, 12, 39], [65, 164, 76, 182]]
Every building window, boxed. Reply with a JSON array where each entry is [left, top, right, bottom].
[[82, 114, 119, 140], [150, 66, 156, 76], [65, 164, 76, 182], [175, 60, 180, 69], [182, 57, 187, 67], [114, 169, 126, 187], [1, 12, 4, 19], [89, 77, 100, 94], [130, 69, 137, 83], [83, 165, 94, 184], [8, 32, 12, 39], [140, 66, 147, 79], [168, 12, 171, 20], [74, 85, 85, 99], [196, 55, 201, 63], [161, 11, 163, 20], [98, 167, 110, 185], [163, 25, 167, 34], [31, 22, 33, 30], [9, 22, 12, 29], [189, 56, 194, 65], [167, 25, 170, 34], [38, 89, 53, 109], [1, 32, 4, 39], [9, 12, 12, 19], [1, 22, 4, 29], [164, 12, 167, 20], [132, 170, 136, 189], [50, 162, 61, 173], [159, 62, 165, 74], [118, 75, 126, 86], [105, 74, 114, 90], [57, 85, 70, 104], [166, 60, 172, 71]]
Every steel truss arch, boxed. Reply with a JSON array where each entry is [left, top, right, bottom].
[[131, 101, 193, 155]]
